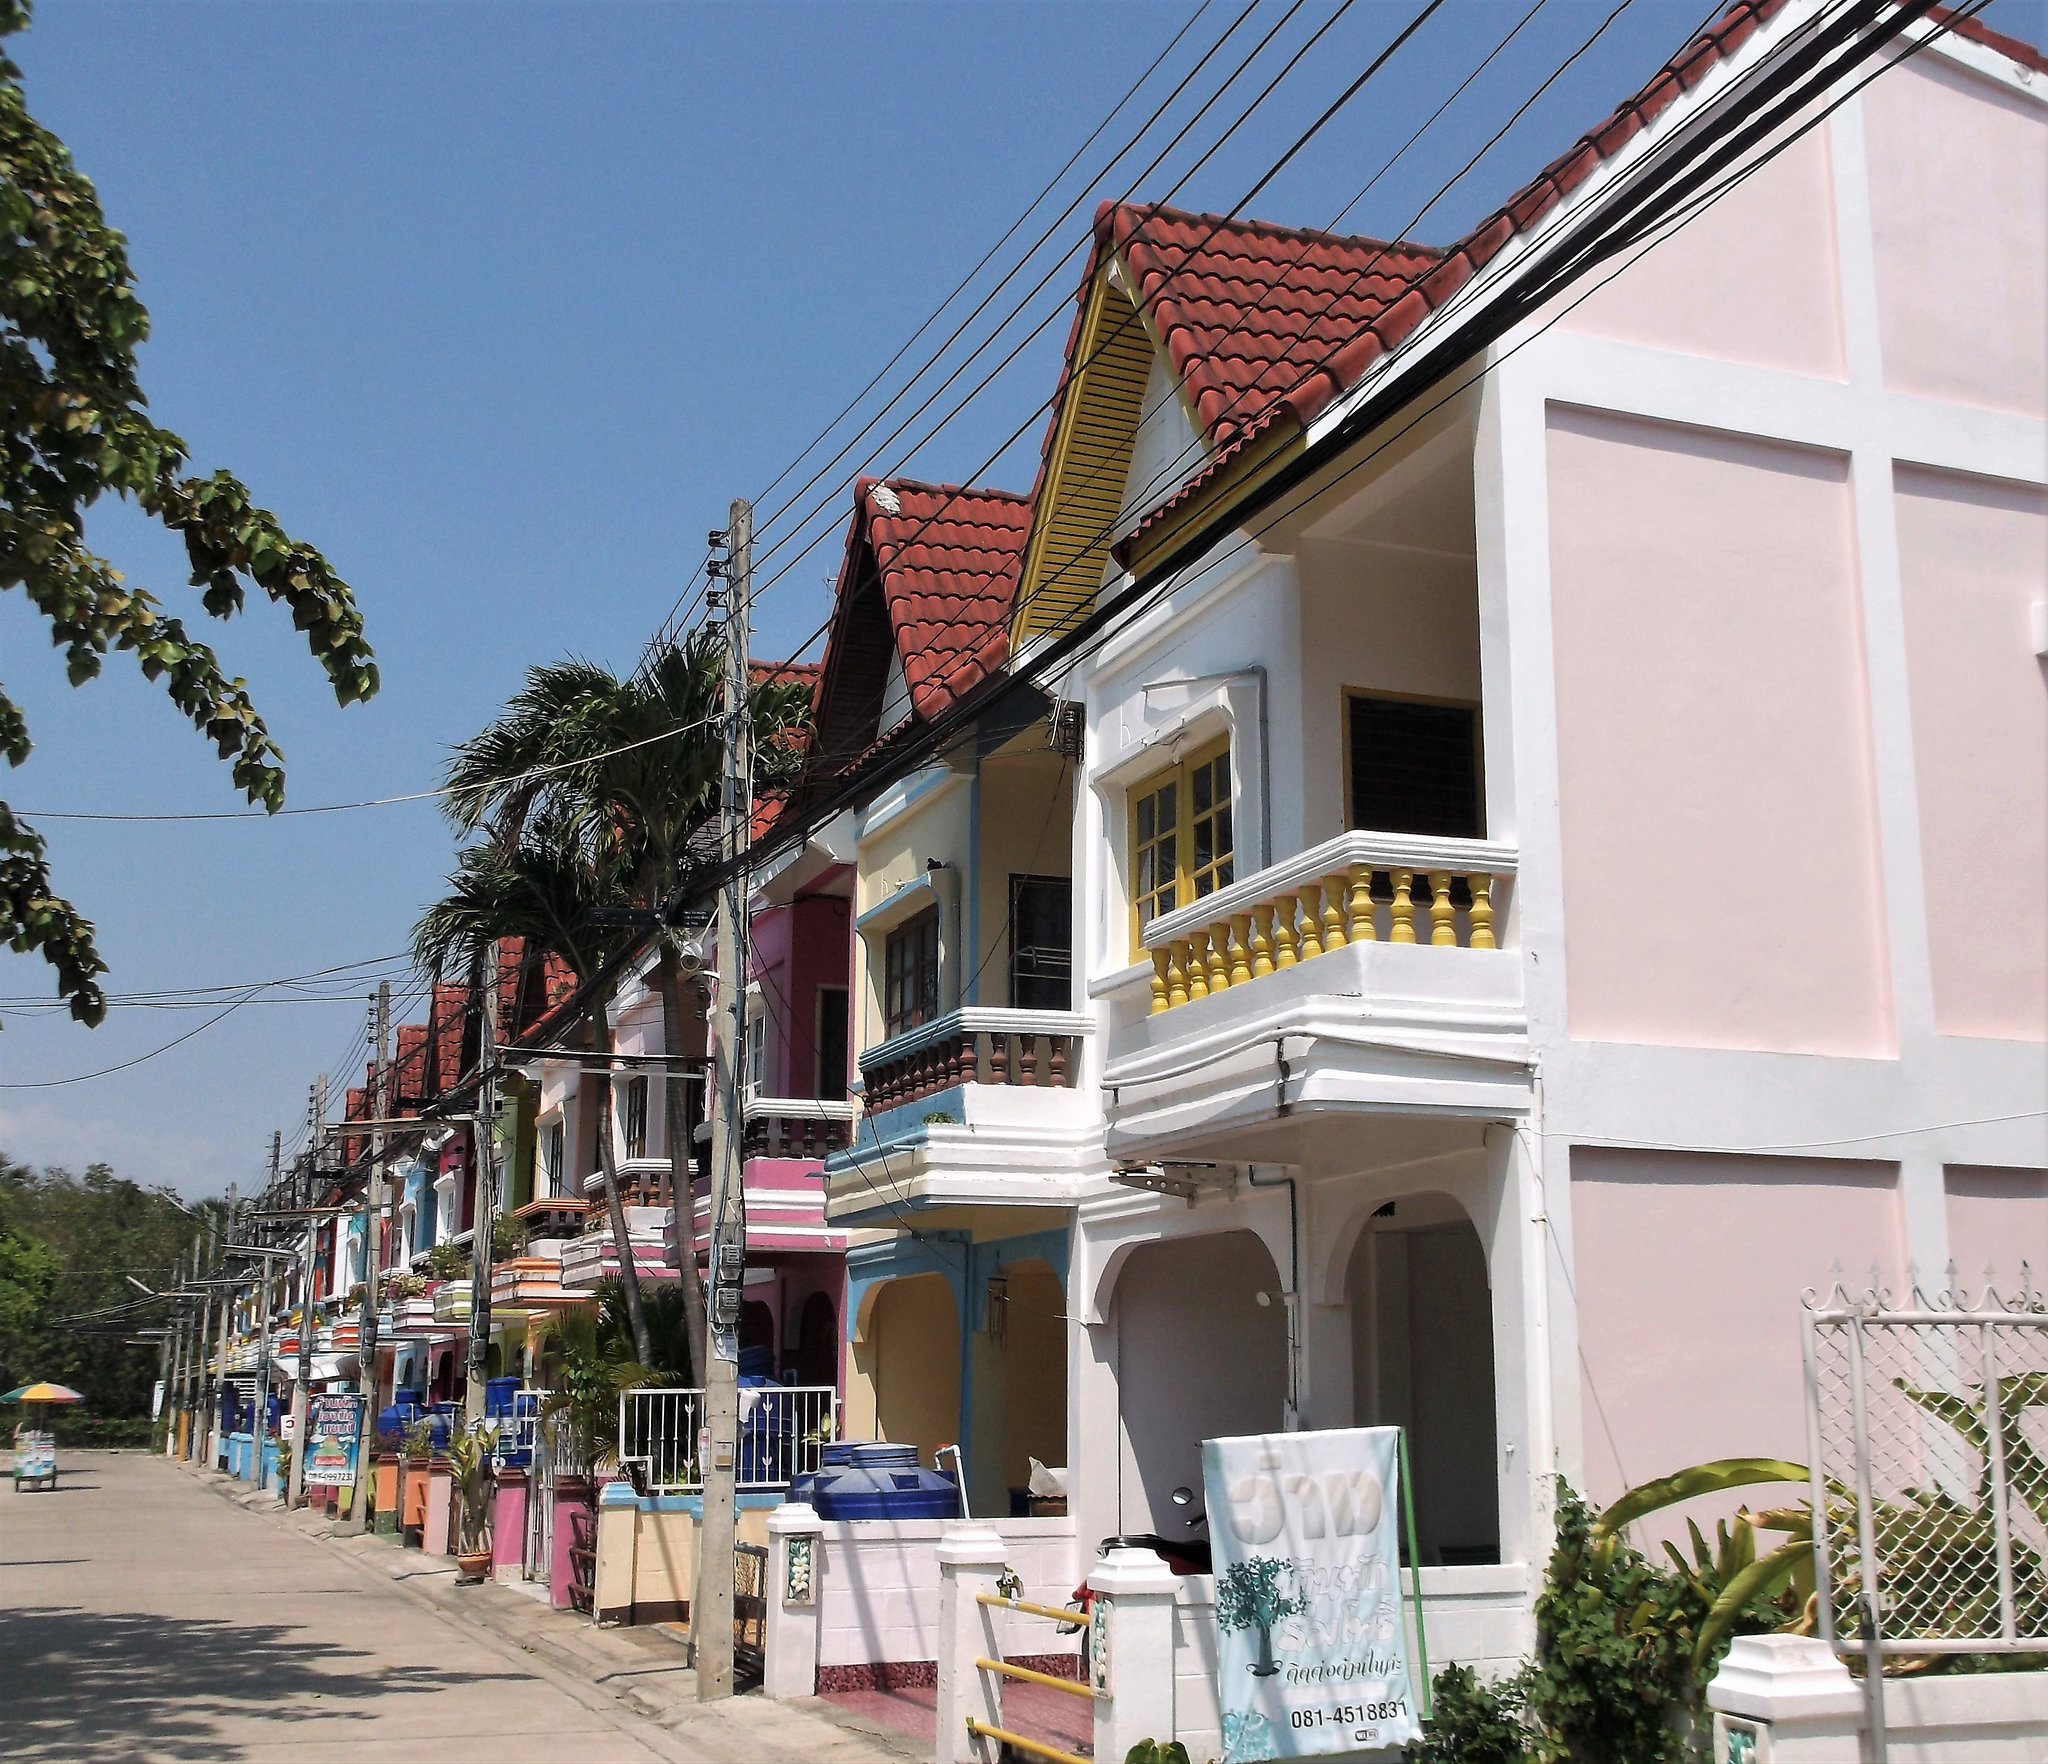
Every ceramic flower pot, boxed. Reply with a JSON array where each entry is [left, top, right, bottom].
[[455, 1548, 493, 1584]]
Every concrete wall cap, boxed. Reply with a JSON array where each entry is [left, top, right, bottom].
[[937, 1525, 1010, 1567], [766, 1500, 821, 1534], [1088, 1547, 1181, 1595], [1707, 1634, 1864, 1721]]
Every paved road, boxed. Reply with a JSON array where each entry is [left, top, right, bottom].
[[0, 1450, 715, 1762]]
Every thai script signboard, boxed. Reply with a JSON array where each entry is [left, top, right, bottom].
[[1202, 1426, 1422, 1761], [304, 1394, 362, 1488]]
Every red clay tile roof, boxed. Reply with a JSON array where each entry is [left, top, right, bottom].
[[430, 981, 468, 1092], [392, 1025, 428, 1112], [1104, 204, 1441, 450], [1110, 0, 2046, 560], [865, 479, 1033, 720], [809, 477, 1032, 774], [751, 660, 823, 691]]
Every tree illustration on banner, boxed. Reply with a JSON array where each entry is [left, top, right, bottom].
[[1216, 1554, 1307, 1678]]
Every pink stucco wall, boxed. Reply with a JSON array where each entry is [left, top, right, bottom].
[[1547, 409, 1893, 1055], [1864, 59, 2048, 419], [749, 882, 852, 1097], [1893, 467, 2048, 1042], [1944, 1165, 2048, 1294], [1559, 120, 1843, 379], [1570, 1148, 1903, 1507]]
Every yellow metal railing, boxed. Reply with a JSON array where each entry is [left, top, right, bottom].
[[965, 1718, 1089, 1764], [967, 1589, 1093, 1764]]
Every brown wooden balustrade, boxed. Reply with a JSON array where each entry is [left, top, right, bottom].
[[860, 1025, 1083, 1114], [741, 1109, 855, 1159]]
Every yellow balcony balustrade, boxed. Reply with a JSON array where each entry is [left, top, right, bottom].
[[1144, 830, 1515, 1014]]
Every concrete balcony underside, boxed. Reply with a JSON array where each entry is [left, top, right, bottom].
[[1104, 938, 1531, 1165], [823, 1081, 1101, 1229]]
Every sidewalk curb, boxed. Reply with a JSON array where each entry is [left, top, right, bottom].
[[174, 1457, 925, 1763]]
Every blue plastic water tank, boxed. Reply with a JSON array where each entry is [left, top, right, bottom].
[[809, 1442, 963, 1521], [484, 1376, 520, 1418]]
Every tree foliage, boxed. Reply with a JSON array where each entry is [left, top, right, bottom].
[[0, 0, 376, 1022], [0, 1151, 217, 1417]]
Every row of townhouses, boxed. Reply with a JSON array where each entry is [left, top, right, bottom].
[[181, 0, 2046, 1746]]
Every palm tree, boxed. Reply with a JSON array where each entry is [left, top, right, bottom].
[[434, 632, 811, 1385], [412, 803, 659, 1367]]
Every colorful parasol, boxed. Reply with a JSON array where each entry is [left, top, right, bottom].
[[3, 1382, 86, 1404]]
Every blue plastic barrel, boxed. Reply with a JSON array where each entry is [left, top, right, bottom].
[[809, 1442, 963, 1520]]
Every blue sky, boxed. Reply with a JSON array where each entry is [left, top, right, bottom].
[[0, 0, 2039, 1195]]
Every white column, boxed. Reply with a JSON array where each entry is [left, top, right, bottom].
[[763, 1502, 822, 1700], [1088, 1546, 1180, 1764], [1706, 1634, 1862, 1764], [935, 1525, 1008, 1764]]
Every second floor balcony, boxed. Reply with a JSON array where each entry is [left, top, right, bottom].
[[1105, 828, 1531, 1162], [743, 1095, 856, 1162], [822, 1005, 1098, 1223]]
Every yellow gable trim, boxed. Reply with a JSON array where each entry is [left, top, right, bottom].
[[1010, 269, 1161, 651]]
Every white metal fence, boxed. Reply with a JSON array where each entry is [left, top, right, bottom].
[[1804, 1270, 2048, 1668], [617, 1384, 838, 1495]]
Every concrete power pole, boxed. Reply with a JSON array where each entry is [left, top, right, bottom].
[[288, 1082, 321, 1508], [189, 1220, 217, 1462], [348, 983, 391, 1532], [465, 939, 501, 1425], [250, 1133, 282, 1490], [210, 1184, 238, 1469], [696, 497, 754, 1701]]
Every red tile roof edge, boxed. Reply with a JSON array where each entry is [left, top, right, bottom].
[[1118, 0, 2043, 559], [1933, 1, 2048, 74], [815, 475, 1032, 737]]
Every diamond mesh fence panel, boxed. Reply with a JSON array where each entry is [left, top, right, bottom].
[[1807, 1280, 2048, 1653]]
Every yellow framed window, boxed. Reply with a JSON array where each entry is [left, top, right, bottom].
[[1129, 736, 1233, 954]]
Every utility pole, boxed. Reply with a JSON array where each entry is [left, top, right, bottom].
[[210, 1185, 237, 1469], [696, 497, 754, 1700], [465, 941, 501, 1424], [188, 1223, 216, 1462], [348, 984, 391, 1532], [288, 1082, 321, 1507], [165, 1237, 192, 1457], [250, 1134, 281, 1490]]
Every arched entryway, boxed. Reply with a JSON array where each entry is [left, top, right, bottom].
[[868, 1272, 960, 1468], [1114, 1229, 1287, 1531], [1345, 1192, 1499, 1565], [792, 1290, 838, 1388]]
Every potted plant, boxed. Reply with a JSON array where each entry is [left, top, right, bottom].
[[426, 1241, 468, 1282], [446, 1422, 494, 1583]]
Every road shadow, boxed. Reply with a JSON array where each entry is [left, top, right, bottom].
[[0, 1604, 526, 1760]]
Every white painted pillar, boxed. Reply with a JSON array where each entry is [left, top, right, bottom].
[[1706, 1635, 1862, 1764], [935, 1525, 1008, 1764], [763, 1501, 822, 1699], [1088, 1546, 1180, 1764]]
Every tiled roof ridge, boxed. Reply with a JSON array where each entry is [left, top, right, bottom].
[[855, 472, 1032, 508], [1098, 196, 1442, 262]]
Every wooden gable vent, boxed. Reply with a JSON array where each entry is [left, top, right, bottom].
[[1010, 273, 1156, 652]]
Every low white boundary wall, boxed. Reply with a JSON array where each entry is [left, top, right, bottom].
[[763, 1508, 1079, 1694], [1709, 1634, 2048, 1763]]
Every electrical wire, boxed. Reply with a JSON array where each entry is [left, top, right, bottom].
[[738, 0, 1403, 603], [13, 711, 719, 824], [713, 0, 1638, 748], [659, 0, 1965, 928]]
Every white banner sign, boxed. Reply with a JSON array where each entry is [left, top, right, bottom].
[[1202, 1426, 1422, 1760]]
